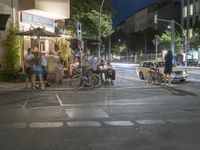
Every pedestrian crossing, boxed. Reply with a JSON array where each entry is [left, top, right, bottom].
[[0, 118, 199, 130]]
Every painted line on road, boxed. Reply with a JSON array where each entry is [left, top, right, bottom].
[[29, 122, 64, 128], [136, 119, 166, 125], [1, 117, 200, 130], [56, 94, 63, 106], [67, 121, 101, 127], [104, 121, 134, 126], [22, 95, 30, 109]]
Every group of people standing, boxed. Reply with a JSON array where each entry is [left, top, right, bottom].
[[24, 47, 46, 89], [24, 47, 65, 90]]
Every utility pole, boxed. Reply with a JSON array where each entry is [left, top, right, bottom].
[[170, 20, 175, 64], [98, 0, 105, 58], [144, 35, 147, 60], [108, 34, 111, 61]]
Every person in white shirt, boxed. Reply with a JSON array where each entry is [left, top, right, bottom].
[[24, 48, 34, 88], [89, 53, 98, 73], [41, 51, 50, 86]]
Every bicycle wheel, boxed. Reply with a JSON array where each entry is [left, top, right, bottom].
[[156, 73, 164, 85], [70, 75, 85, 89], [144, 71, 152, 83], [90, 74, 101, 88]]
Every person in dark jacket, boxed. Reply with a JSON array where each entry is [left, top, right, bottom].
[[164, 50, 173, 85]]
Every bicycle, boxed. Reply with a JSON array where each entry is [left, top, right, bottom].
[[144, 67, 164, 85], [70, 69, 101, 89]]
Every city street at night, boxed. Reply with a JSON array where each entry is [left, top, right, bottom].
[[1, 0, 200, 149], [0, 63, 200, 150]]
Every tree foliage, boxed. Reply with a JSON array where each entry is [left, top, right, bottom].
[[54, 38, 73, 68], [190, 23, 200, 49], [4, 24, 20, 74], [67, 0, 112, 38], [159, 30, 183, 53]]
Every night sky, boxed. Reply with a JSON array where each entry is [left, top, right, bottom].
[[111, 0, 180, 26], [111, 0, 157, 25]]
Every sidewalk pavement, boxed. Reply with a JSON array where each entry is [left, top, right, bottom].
[[0, 78, 72, 91]]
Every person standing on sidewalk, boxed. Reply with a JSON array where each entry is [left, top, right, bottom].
[[24, 48, 34, 88], [41, 51, 50, 87], [164, 50, 173, 85]]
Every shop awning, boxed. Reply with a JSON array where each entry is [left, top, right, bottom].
[[17, 27, 61, 37]]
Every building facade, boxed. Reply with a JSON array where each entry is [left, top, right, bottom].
[[0, 0, 70, 69], [117, 1, 181, 35], [181, 0, 200, 38]]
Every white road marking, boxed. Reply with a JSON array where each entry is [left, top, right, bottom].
[[104, 121, 134, 126], [29, 122, 63, 128], [67, 121, 101, 127], [22, 95, 30, 109], [56, 94, 63, 106], [136, 119, 166, 125]]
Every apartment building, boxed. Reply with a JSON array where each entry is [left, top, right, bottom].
[[117, 1, 181, 35], [181, 0, 200, 38]]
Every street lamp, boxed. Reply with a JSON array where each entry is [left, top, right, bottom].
[[98, 0, 105, 58]]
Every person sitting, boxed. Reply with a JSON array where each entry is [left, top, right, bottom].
[[70, 57, 80, 77], [105, 61, 116, 85], [89, 53, 98, 74]]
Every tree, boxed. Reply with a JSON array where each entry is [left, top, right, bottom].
[[67, 0, 112, 38], [159, 30, 183, 53], [54, 38, 73, 68], [190, 23, 200, 49], [4, 24, 20, 75]]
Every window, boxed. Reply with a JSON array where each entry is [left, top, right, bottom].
[[188, 28, 193, 38], [189, 4, 193, 15], [189, 17, 193, 27], [184, 19, 187, 28], [184, 0, 187, 6], [183, 6, 188, 17], [195, 1, 200, 13], [195, 16, 199, 24]]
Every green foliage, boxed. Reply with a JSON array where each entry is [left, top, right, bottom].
[[190, 23, 200, 49], [4, 24, 20, 75], [67, 0, 112, 38], [55, 38, 74, 67], [159, 30, 183, 53]]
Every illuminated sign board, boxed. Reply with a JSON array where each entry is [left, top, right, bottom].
[[21, 12, 55, 28]]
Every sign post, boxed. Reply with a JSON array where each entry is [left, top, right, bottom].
[[77, 22, 83, 70]]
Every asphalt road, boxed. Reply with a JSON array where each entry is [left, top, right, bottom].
[[0, 63, 200, 150]]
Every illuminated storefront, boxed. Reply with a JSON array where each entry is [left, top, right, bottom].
[[0, 0, 70, 69]]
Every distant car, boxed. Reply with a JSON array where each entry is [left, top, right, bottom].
[[136, 61, 189, 81]]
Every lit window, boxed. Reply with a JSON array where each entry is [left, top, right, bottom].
[[183, 6, 187, 17], [188, 28, 193, 38], [189, 4, 193, 15]]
